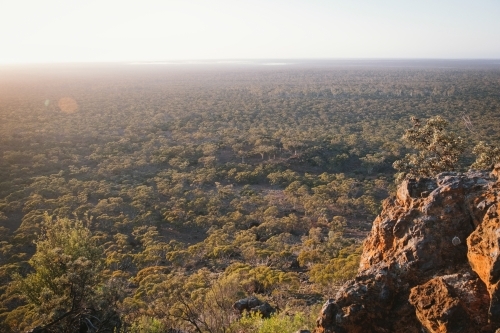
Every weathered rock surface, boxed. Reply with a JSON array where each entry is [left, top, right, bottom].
[[468, 187, 500, 324], [233, 296, 276, 318], [409, 272, 490, 332], [315, 170, 500, 332]]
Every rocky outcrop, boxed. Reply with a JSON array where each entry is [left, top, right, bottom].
[[315, 170, 500, 333], [409, 272, 490, 332], [468, 191, 500, 325]]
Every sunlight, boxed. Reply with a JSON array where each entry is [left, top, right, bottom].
[[0, 0, 499, 63]]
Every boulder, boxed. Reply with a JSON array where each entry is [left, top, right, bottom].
[[233, 296, 276, 318], [409, 272, 490, 333]]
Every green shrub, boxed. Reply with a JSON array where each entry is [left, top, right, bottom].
[[130, 316, 166, 333], [309, 245, 362, 285], [232, 311, 312, 333], [393, 116, 465, 181], [471, 141, 500, 170]]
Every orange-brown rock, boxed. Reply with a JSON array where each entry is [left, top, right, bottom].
[[409, 273, 490, 333], [315, 171, 500, 333], [467, 183, 500, 324]]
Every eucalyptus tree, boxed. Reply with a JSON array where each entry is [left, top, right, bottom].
[[7, 214, 122, 333], [393, 116, 465, 181]]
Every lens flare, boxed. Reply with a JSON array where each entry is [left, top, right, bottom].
[[58, 97, 78, 114]]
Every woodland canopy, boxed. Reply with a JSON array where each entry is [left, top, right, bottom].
[[1, 60, 500, 332]]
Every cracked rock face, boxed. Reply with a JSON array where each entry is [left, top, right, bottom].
[[315, 170, 500, 333], [467, 192, 500, 324], [409, 272, 490, 333]]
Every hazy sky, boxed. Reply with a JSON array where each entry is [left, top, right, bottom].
[[1, 0, 499, 63]]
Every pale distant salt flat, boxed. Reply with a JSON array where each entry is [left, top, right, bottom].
[[125, 59, 500, 69], [128, 60, 292, 66], [262, 63, 291, 66]]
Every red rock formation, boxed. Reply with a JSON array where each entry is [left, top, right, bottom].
[[315, 171, 500, 333], [409, 273, 490, 333], [467, 183, 500, 325]]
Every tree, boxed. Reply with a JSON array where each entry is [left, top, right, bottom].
[[471, 141, 500, 170], [8, 214, 121, 333], [254, 145, 275, 160], [393, 116, 465, 181], [232, 143, 250, 163]]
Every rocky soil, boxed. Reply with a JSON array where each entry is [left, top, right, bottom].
[[315, 169, 500, 333]]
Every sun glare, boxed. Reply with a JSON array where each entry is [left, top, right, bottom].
[[58, 97, 79, 114]]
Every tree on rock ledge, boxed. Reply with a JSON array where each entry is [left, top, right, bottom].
[[393, 116, 465, 182]]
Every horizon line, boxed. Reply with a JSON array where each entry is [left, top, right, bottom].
[[2, 57, 500, 66]]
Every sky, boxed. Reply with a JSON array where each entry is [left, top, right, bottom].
[[1, 0, 499, 64]]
